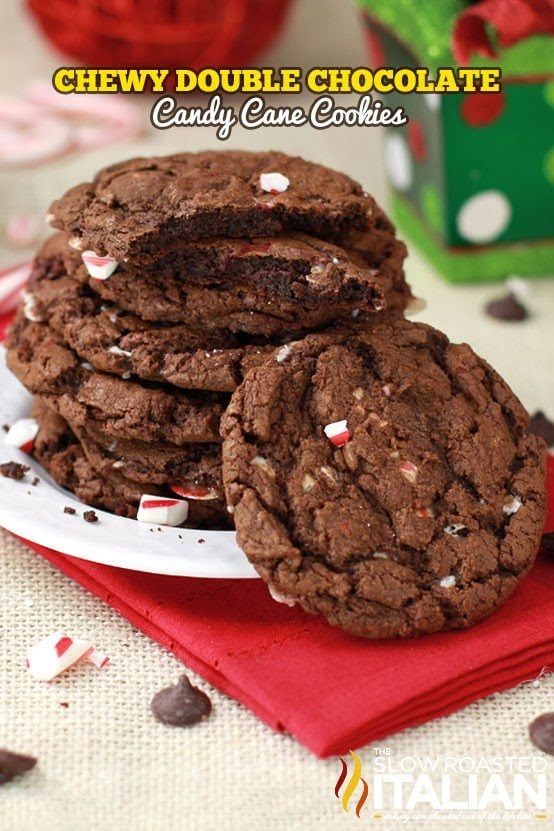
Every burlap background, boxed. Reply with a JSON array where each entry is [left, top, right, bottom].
[[1, 1, 553, 828]]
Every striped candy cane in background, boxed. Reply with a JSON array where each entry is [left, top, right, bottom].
[[0, 262, 31, 318]]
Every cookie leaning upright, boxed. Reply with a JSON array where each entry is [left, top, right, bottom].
[[221, 317, 547, 638]]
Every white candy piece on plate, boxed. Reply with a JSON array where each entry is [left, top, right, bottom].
[[5, 417, 39, 453], [81, 251, 119, 280], [26, 631, 94, 681], [259, 172, 290, 194], [137, 494, 189, 526]]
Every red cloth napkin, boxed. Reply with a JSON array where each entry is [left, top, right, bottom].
[[2, 309, 553, 757]]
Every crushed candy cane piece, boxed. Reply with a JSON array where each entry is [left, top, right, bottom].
[[26, 631, 94, 681], [352, 387, 364, 400], [169, 483, 219, 501], [350, 308, 360, 318], [444, 523, 467, 536], [302, 473, 316, 493], [399, 460, 418, 484], [320, 465, 339, 484], [416, 506, 434, 519], [4, 418, 39, 453], [373, 552, 389, 559], [276, 343, 293, 363], [259, 172, 290, 194], [439, 575, 457, 589], [503, 495, 522, 516], [81, 251, 118, 280], [22, 290, 41, 322], [68, 236, 83, 250], [86, 649, 110, 670], [107, 345, 132, 357], [382, 384, 392, 397], [251, 455, 276, 477], [137, 494, 188, 526], [324, 420, 351, 447]]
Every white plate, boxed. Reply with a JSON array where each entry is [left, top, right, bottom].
[[0, 347, 258, 578]]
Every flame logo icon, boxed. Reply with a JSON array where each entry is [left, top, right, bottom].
[[334, 750, 369, 817]]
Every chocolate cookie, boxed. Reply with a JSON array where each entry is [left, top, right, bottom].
[[47, 151, 376, 260], [222, 318, 546, 638], [6, 315, 225, 444], [32, 401, 229, 527], [27, 263, 274, 391]]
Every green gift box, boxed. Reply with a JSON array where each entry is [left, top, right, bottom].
[[356, 0, 554, 283]]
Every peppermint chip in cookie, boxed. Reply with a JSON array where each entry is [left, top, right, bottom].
[[221, 317, 546, 638]]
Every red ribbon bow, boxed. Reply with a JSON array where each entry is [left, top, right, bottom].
[[452, 0, 554, 64]]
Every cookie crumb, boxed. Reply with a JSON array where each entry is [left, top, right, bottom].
[[59, 702, 69, 709], [83, 510, 98, 523], [197, 538, 206, 544], [0, 461, 30, 481], [31, 477, 39, 487], [64, 506, 76, 515], [0, 749, 37, 785], [2, 424, 9, 433]]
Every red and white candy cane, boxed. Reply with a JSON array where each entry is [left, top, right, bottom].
[[27, 82, 144, 152], [81, 251, 119, 280], [324, 419, 351, 448], [26, 631, 94, 681], [0, 262, 32, 317], [4, 418, 39, 453], [137, 494, 189, 526], [0, 95, 72, 166], [169, 484, 220, 501]]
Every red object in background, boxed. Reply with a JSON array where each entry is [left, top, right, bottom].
[[25, 0, 293, 69], [461, 91, 505, 127], [452, 0, 554, 64], [407, 119, 427, 161]]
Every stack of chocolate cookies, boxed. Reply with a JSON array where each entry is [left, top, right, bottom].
[[6, 150, 546, 637], [5, 151, 409, 528]]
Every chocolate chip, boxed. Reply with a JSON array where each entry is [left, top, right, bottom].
[[485, 293, 528, 322], [540, 532, 554, 560], [0, 462, 30, 481], [0, 749, 37, 784], [151, 675, 212, 727], [529, 713, 554, 754], [528, 411, 554, 447], [2, 424, 9, 433], [83, 510, 98, 523], [64, 506, 76, 515]]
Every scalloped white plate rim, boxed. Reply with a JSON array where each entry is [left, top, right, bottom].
[[0, 347, 258, 578]]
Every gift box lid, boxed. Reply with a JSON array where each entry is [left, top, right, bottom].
[[356, 0, 554, 76]]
